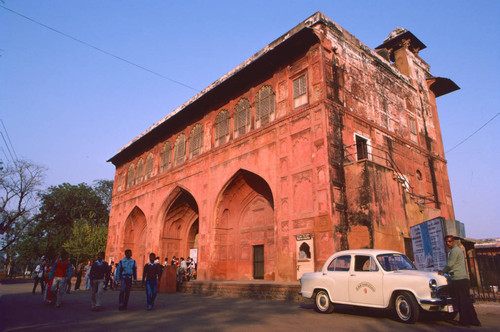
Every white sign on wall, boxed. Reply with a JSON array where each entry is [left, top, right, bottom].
[[190, 248, 198, 264]]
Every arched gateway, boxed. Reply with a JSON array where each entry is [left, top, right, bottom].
[[161, 187, 199, 264], [211, 170, 275, 280], [123, 207, 147, 275]]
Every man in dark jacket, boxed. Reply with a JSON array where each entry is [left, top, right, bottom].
[[89, 252, 109, 311], [142, 252, 162, 310]]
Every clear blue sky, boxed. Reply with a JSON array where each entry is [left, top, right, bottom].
[[1, 1, 498, 239]]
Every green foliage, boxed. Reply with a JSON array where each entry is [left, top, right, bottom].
[[34, 182, 111, 259], [93, 179, 113, 212], [8, 180, 112, 265], [63, 219, 108, 263]]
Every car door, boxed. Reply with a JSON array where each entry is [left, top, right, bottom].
[[348, 255, 384, 306], [321, 255, 351, 303]]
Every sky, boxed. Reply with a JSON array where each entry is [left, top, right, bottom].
[[1, 1, 499, 239]]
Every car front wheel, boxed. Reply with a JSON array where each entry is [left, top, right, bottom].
[[394, 292, 420, 324], [315, 289, 334, 314]]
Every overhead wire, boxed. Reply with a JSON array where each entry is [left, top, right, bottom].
[[446, 112, 499, 154], [0, 5, 201, 92], [0, 132, 15, 163], [1, 119, 18, 161], [2, 5, 498, 158]]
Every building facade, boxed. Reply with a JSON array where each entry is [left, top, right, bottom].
[[106, 12, 459, 281]]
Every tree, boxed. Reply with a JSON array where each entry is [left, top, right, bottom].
[[0, 160, 45, 252], [63, 218, 108, 264], [7, 180, 113, 268], [34, 181, 111, 260], [93, 179, 113, 212]]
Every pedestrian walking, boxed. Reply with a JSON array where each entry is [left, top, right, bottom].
[[439, 235, 481, 327], [142, 252, 162, 310], [103, 261, 114, 291], [116, 249, 137, 311], [89, 252, 109, 311], [74, 261, 85, 291], [66, 261, 74, 294], [32, 258, 48, 295], [84, 260, 92, 290], [188, 257, 196, 281], [113, 263, 120, 289], [48, 251, 72, 308], [43, 259, 54, 304], [178, 257, 187, 284]]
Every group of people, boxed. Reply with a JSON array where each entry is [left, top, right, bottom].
[[73, 259, 117, 292], [167, 256, 196, 284], [31, 249, 190, 311], [31, 251, 72, 307]]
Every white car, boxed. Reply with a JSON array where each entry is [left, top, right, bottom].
[[299, 249, 455, 323]]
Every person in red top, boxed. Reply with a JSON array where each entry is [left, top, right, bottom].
[[43, 260, 54, 304], [48, 251, 72, 308]]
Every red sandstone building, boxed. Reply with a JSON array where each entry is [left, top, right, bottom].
[[106, 12, 459, 281]]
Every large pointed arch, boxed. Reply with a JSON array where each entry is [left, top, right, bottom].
[[123, 206, 147, 276], [160, 186, 199, 265], [212, 169, 275, 280]]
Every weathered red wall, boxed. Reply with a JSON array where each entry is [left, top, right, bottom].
[[106, 14, 456, 281]]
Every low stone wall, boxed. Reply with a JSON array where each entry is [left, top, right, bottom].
[[178, 281, 304, 302]]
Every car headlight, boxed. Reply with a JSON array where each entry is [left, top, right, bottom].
[[429, 279, 437, 290]]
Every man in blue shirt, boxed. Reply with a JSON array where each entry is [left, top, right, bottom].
[[116, 249, 137, 311]]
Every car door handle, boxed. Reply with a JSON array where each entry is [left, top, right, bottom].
[[350, 274, 356, 276]]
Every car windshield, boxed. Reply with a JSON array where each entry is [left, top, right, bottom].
[[376, 253, 417, 271]]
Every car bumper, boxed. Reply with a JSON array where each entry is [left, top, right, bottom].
[[299, 290, 314, 298], [420, 297, 454, 305]]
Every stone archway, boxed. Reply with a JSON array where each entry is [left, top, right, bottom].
[[123, 207, 147, 276], [161, 188, 199, 264], [213, 170, 275, 280]]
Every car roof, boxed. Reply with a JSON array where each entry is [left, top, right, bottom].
[[331, 249, 403, 256]]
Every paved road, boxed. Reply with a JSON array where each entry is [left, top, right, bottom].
[[1, 281, 499, 331]]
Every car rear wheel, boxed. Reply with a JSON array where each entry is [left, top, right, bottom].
[[394, 292, 420, 324], [315, 289, 334, 314]]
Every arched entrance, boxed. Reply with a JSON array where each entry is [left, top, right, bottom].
[[161, 188, 199, 264], [213, 170, 274, 280], [123, 207, 147, 276]]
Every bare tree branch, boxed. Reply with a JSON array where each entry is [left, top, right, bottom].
[[0, 160, 45, 251]]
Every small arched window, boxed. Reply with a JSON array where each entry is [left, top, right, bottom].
[[255, 85, 275, 128], [127, 164, 135, 189], [136, 158, 144, 184], [145, 153, 154, 180], [189, 124, 203, 157], [174, 133, 186, 165], [215, 110, 230, 147], [234, 98, 251, 138], [160, 142, 172, 172]]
